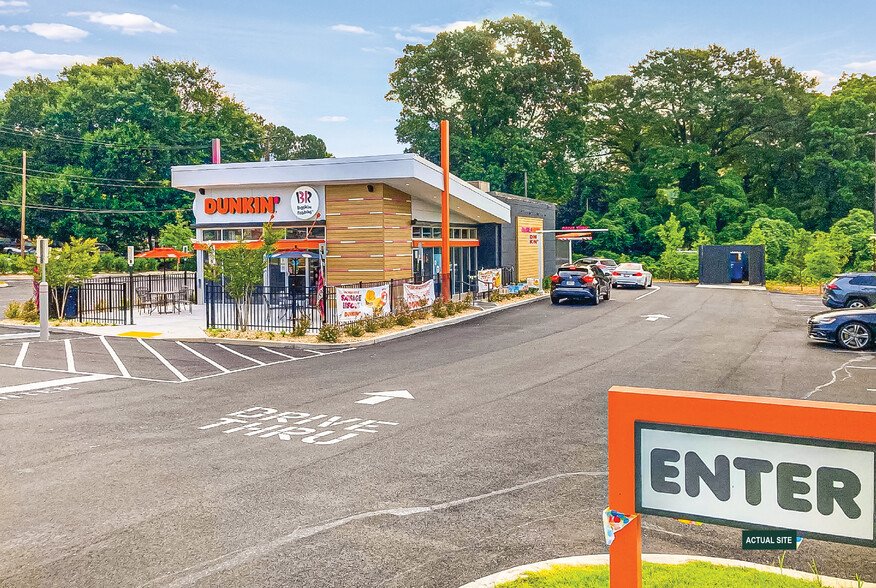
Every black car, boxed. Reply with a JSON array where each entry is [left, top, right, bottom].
[[808, 307, 876, 350], [550, 263, 611, 305], [822, 273, 876, 309]]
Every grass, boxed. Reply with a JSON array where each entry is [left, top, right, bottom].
[[496, 562, 826, 587], [766, 281, 823, 295]]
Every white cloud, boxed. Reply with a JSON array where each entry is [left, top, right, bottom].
[[843, 59, 876, 74], [330, 23, 371, 35], [0, 49, 97, 76], [67, 11, 174, 34], [801, 69, 839, 93], [0, 22, 89, 41], [411, 20, 476, 34], [394, 32, 426, 43], [0, 0, 28, 14], [317, 115, 348, 122], [361, 46, 398, 55]]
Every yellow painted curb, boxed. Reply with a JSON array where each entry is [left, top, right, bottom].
[[116, 331, 161, 338]]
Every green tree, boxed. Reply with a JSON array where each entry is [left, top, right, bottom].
[[804, 232, 843, 282], [209, 222, 282, 330], [262, 124, 332, 160], [158, 211, 195, 251], [781, 228, 813, 289], [655, 213, 686, 282], [828, 208, 875, 270], [387, 15, 590, 202], [43, 237, 99, 317]]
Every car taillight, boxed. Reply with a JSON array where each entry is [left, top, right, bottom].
[[825, 283, 839, 290], [633, 272, 643, 276], [581, 275, 595, 284], [612, 271, 620, 276], [550, 274, 560, 284]]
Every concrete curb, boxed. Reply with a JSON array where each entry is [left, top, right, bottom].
[[178, 294, 549, 349], [696, 283, 767, 291], [458, 553, 874, 588]]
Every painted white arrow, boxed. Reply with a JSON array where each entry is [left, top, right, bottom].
[[356, 390, 414, 405], [641, 314, 670, 322]]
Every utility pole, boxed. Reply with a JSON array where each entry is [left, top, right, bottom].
[[868, 130, 876, 271], [19, 150, 26, 256], [524, 170, 528, 199]]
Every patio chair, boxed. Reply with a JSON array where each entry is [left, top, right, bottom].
[[263, 291, 293, 323], [135, 286, 156, 314], [176, 287, 193, 313]]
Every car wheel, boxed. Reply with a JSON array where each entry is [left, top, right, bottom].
[[846, 299, 868, 309], [648, 277, 653, 287], [837, 322, 872, 350], [603, 285, 611, 300], [593, 289, 600, 305], [551, 296, 560, 305]]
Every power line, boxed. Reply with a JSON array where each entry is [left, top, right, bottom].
[[0, 167, 178, 190], [0, 124, 261, 151], [0, 200, 185, 214], [0, 163, 168, 187]]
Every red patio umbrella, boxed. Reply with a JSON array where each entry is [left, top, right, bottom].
[[135, 247, 194, 289]]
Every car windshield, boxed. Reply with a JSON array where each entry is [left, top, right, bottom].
[[617, 263, 642, 270]]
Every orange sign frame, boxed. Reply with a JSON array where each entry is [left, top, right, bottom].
[[608, 386, 876, 587]]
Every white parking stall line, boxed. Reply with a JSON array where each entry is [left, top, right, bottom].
[[0, 332, 39, 341], [216, 344, 266, 365], [185, 347, 352, 382], [100, 336, 131, 378], [635, 285, 660, 300], [139, 339, 189, 382], [64, 338, 75, 373], [301, 348, 324, 356], [0, 373, 115, 395], [258, 346, 298, 360], [177, 341, 231, 373], [14, 342, 28, 367]]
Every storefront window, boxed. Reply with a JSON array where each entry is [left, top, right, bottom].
[[308, 226, 326, 239], [201, 229, 219, 241], [243, 228, 263, 240], [222, 228, 242, 241], [286, 227, 307, 239]]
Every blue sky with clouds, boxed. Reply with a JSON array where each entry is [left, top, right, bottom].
[[1, 0, 875, 156]]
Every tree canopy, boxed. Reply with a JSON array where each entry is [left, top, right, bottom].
[[0, 57, 331, 249]]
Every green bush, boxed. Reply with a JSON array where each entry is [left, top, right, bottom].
[[133, 258, 159, 272], [292, 316, 310, 337], [19, 299, 38, 322], [0, 253, 35, 274], [344, 322, 365, 337], [396, 312, 413, 326], [317, 323, 341, 342], [378, 313, 397, 329], [362, 317, 379, 332], [4, 300, 21, 319], [431, 299, 447, 318], [96, 253, 128, 273], [411, 308, 429, 321]]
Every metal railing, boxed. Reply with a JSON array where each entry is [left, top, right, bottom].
[[69, 271, 196, 325]]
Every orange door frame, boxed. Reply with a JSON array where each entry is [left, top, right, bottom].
[[608, 386, 876, 587]]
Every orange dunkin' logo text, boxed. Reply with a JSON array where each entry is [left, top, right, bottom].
[[204, 196, 279, 215]]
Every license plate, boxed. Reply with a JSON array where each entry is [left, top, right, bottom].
[[565, 281, 575, 286]]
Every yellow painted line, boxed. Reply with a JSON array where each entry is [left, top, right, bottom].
[[117, 331, 161, 338]]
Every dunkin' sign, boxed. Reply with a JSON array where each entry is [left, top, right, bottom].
[[204, 196, 279, 215], [195, 186, 325, 224]]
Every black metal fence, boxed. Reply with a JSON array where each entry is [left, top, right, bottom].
[[69, 271, 196, 325]]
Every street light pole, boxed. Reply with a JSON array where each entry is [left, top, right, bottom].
[[867, 130, 876, 271]]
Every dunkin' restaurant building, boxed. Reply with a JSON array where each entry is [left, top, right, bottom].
[[171, 154, 556, 299]]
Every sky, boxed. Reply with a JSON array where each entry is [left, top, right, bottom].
[[1, 0, 875, 157]]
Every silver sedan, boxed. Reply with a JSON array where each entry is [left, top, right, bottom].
[[611, 263, 653, 288]]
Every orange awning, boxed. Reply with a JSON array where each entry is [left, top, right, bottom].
[[193, 239, 324, 251], [134, 247, 193, 258]]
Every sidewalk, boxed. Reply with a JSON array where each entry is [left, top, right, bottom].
[[60, 305, 207, 338]]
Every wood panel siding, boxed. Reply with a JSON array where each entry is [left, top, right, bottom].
[[516, 216, 543, 282], [325, 183, 413, 285]]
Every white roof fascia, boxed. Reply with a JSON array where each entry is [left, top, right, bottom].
[[171, 153, 511, 224]]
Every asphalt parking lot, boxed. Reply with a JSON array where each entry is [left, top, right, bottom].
[[0, 283, 873, 587]]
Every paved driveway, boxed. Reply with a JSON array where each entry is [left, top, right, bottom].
[[0, 284, 873, 587]]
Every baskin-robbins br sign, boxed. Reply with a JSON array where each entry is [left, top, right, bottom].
[[194, 185, 326, 225], [607, 386, 876, 588]]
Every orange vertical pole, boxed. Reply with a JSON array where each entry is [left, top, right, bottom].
[[608, 390, 642, 587], [440, 119, 451, 301]]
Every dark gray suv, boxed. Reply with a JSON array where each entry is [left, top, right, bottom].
[[822, 273, 876, 309]]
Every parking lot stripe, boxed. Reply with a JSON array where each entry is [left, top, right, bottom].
[[0, 332, 39, 341], [258, 346, 298, 360], [0, 373, 115, 394], [185, 347, 351, 382], [301, 348, 323, 356], [635, 285, 661, 300], [100, 336, 131, 378], [14, 342, 28, 367], [216, 344, 265, 365], [177, 342, 230, 373], [139, 339, 189, 382], [64, 338, 75, 372]]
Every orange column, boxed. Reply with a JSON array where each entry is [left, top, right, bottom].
[[440, 119, 451, 301]]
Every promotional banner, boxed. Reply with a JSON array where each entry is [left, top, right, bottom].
[[403, 280, 435, 309], [336, 285, 390, 324], [477, 268, 502, 293]]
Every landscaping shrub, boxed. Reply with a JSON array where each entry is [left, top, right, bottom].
[[4, 300, 21, 319], [378, 314, 397, 329], [362, 317, 379, 332], [411, 308, 429, 321], [431, 299, 447, 318], [19, 299, 38, 322], [317, 323, 341, 343], [344, 322, 365, 337], [396, 312, 413, 326], [292, 316, 310, 337]]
